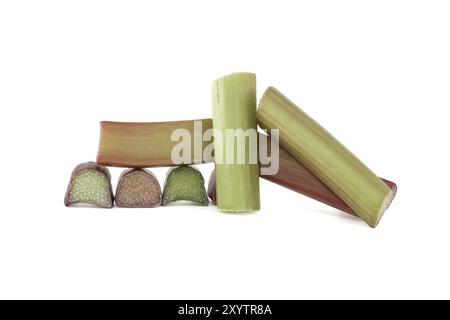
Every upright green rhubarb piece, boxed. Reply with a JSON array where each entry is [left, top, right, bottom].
[[162, 166, 209, 205], [64, 162, 114, 208], [211, 72, 260, 212], [257, 87, 395, 227]]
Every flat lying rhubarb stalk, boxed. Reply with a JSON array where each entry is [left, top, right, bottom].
[[115, 169, 162, 208], [257, 87, 396, 227], [162, 166, 209, 205], [211, 73, 260, 212], [64, 162, 114, 208], [97, 119, 213, 167]]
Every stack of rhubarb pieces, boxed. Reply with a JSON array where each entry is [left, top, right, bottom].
[[65, 72, 397, 227]]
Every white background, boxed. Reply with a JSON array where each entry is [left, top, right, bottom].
[[0, 0, 449, 300]]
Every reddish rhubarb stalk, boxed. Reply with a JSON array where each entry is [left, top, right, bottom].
[[258, 133, 397, 216], [97, 119, 213, 168], [208, 133, 397, 216]]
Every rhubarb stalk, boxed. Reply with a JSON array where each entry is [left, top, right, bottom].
[[211, 73, 260, 212], [257, 87, 395, 227], [97, 119, 213, 168], [259, 133, 397, 216]]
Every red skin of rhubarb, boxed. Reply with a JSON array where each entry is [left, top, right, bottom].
[[209, 134, 397, 216], [259, 133, 397, 215], [97, 119, 213, 168]]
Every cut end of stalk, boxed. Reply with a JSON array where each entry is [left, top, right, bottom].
[[64, 162, 114, 208], [115, 168, 162, 208], [162, 166, 209, 206], [218, 208, 259, 214], [370, 188, 397, 228], [214, 72, 256, 83]]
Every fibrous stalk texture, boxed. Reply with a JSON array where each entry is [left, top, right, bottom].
[[257, 87, 396, 227], [211, 72, 260, 212], [97, 119, 213, 167]]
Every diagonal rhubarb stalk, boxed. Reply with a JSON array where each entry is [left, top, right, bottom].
[[211, 73, 260, 212], [257, 87, 396, 227], [264, 133, 396, 215], [97, 119, 213, 167]]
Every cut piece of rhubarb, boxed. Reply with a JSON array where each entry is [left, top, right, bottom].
[[211, 72, 260, 213], [257, 87, 396, 227], [97, 119, 213, 168], [162, 166, 209, 206], [258, 133, 397, 216], [64, 162, 114, 208], [211, 132, 398, 216], [115, 169, 162, 208]]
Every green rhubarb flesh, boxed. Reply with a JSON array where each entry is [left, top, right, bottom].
[[162, 166, 209, 205], [257, 87, 395, 227], [211, 73, 260, 212], [64, 162, 114, 208]]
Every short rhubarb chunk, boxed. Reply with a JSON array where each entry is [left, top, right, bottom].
[[162, 166, 209, 206], [64, 162, 114, 208], [115, 169, 162, 208]]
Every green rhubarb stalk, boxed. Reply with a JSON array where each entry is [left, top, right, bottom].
[[257, 87, 395, 227], [211, 73, 260, 212]]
